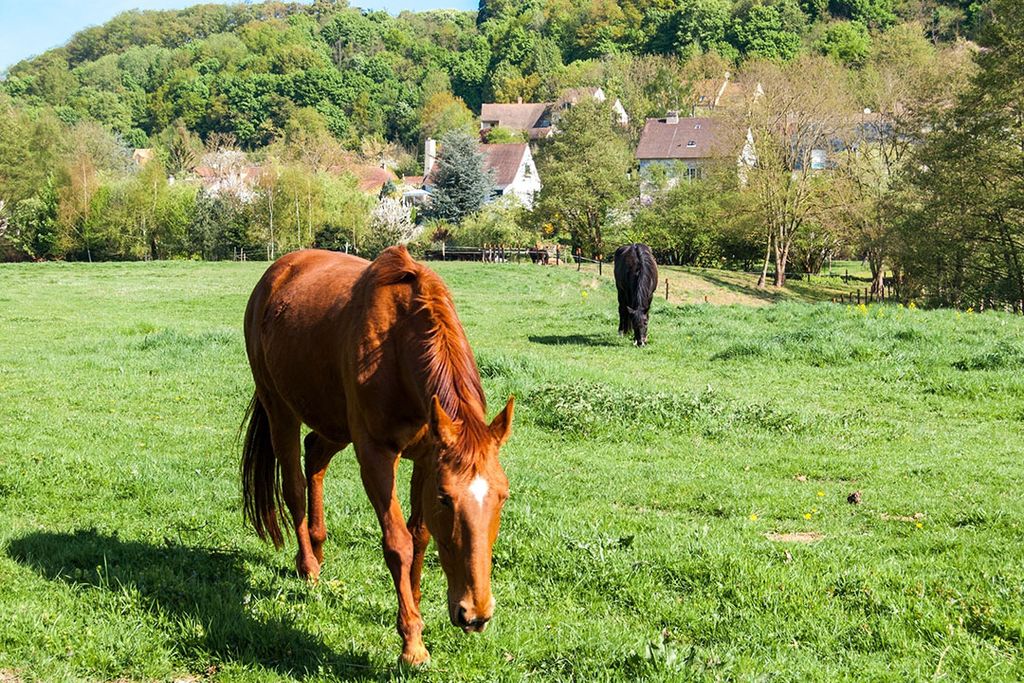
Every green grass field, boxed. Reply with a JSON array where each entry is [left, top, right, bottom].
[[1, 260, 1023, 682]]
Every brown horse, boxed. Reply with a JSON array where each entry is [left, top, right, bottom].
[[241, 246, 514, 666]]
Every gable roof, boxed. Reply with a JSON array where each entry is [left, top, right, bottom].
[[350, 165, 397, 193], [328, 164, 398, 193], [479, 143, 530, 189], [636, 117, 720, 160], [480, 102, 550, 133], [554, 87, 603, 109]]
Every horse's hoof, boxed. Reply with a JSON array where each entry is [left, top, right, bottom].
[[399, 645, 431, 668], [296, 554, 321, 583]]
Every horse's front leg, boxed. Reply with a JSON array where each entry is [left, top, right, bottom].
[[356, 443, 429, 666], [407, 462, 432, 608]]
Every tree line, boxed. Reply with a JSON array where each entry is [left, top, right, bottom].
[[1, 0, 1020, 309]]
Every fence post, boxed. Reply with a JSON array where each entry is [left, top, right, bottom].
[[577, 248, 581, 271], [665, 278, 669, 300], [598, 258, 602, 276], [845, 268, 849, 283], [556, 247, 560, 265], [857, 289, 861, 305]]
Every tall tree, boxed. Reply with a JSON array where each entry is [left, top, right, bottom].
[[535, 99, 634, 258], [895, 0, 1024, 307], [428, 130, 492, 225], [835, 26, 970, 294], [740, 55, 854, 287]]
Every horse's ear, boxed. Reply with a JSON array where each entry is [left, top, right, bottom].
[[489, 395, 515, 447], [430, 395, 459, 448]]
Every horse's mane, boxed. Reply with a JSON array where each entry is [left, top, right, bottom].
[[370, 248, 490, 466]]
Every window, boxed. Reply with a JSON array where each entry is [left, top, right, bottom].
[[694, 123, 702, 129], [810, 149, 827, 171], [687, 140, 697, 147], [686, 166, 702, 180]]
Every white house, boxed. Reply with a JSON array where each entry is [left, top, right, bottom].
[[554, 87, 629, 127], [478, 143, 541, 208], [419, 138, 541, 210]]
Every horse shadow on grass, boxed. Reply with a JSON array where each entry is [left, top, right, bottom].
[[6, 529, 382, 681], [528, 333, 619, 347]]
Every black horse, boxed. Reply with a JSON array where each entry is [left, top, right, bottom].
[[613, 243, 658, 346]]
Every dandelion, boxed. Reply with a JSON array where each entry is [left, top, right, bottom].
[[749, 514, 759, 522], [966, 307, 974, 315], [915, 522, 923, 529], [857, 303, 868, 315], [817, 491, 825, 497], [908, 301, 917, 310], [803, 513, 812, 520]]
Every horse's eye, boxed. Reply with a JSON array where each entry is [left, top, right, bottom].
[[438, 493, 453, 508]]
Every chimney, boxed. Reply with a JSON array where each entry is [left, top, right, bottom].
[[666, 110, 680, 124], [424, 137, 437, 178]]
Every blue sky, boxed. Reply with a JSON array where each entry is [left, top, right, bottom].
[[0, 0, 477, 71]]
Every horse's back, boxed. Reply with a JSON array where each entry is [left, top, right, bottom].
[[613, 243, 658, 303], [245, 249, 370, 439]]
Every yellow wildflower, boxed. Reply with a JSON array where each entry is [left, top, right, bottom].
[[817, 491, 825, 497], [804, 513, 812, 520], [749, 514, 759, 522]]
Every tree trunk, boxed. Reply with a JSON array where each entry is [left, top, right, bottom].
[[757, 232, 772, 289], [868, 248, 885, 294], [773, 237, 789, 287]]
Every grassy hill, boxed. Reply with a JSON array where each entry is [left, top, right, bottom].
[[1, 260, 1022, 681]]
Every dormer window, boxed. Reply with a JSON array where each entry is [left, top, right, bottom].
[[694, 123, 701, 129], [687, 140, 697, 147]]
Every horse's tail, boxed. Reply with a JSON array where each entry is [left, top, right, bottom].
[[241, 393, 286, 548]]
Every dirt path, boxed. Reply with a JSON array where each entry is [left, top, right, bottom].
[[571, 263, 860, 307]]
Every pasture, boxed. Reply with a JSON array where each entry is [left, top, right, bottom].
[[1, 260, 1023, 682]]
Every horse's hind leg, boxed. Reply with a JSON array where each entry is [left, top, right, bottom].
[[267, 410, 320, 580], [617, 287, 629, 335], [304, 432, 346, 565]]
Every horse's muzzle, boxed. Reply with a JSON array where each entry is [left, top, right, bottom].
[[456, 606, 490, 632]]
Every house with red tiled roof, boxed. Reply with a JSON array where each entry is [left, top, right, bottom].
[[635, 111, 755, 195], [636, 114, 724, 181], [349, 165, 397, 194]]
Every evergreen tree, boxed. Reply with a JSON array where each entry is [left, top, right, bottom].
[[428, 130, 492, 225]]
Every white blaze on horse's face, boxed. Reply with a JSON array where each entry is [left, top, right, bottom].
[[469, 475, 489, 508]]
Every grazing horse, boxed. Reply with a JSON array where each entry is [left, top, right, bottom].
[[241, 246, 514, 666], [613, 243, 659, 346]]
